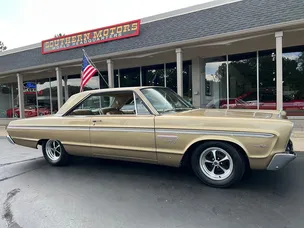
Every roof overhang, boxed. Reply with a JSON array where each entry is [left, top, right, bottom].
[[1, 18, 304, 76]]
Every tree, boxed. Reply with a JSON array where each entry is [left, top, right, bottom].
[[0, 41, 7, 52], [54, 33, 65, 38]]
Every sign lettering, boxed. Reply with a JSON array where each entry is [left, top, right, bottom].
[[42, 20, 140, 54]]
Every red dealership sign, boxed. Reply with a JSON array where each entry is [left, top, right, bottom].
[[41, 20, 141, 54]]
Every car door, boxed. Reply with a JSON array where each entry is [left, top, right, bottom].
[[57, 115, 92, 157], [90, 91, 157, 162]]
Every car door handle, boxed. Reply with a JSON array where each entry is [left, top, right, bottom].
[[92, 120, 102, 123]]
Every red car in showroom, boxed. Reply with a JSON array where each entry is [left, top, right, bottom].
[[206, 90, 304, 116], [6, 105, 51, 118]]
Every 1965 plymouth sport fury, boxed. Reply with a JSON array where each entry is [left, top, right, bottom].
[[6, 86, 296, 188]]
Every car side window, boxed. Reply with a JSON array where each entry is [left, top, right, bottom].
[[121, 94, 151, 115], [67, 91, 151, 116]]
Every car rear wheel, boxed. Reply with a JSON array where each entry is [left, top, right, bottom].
[[191, 141, 245, 188], [42, 139, 70, 166]]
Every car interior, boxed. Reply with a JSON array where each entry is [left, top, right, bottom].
[[68, 91, 140, 116]]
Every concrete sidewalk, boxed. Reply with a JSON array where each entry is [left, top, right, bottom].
[[1, 126, 304, 151]]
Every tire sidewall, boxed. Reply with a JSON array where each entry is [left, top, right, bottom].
[[191, 141, 245, 188]]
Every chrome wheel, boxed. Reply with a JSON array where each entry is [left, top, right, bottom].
[[199, 147, 233, 181], [45, 140, 62, 161]]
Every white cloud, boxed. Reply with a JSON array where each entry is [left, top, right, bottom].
[[1, 0, 214, 49]]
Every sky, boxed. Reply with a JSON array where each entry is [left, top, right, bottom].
[[1, 0, 214, 50]]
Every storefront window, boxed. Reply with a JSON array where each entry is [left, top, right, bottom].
[[204, 56, 227, 109], [183, 60, 192, 104], [120, 67, 140, 87], [50, 77, 62, 113], [282, 46, 304, 116], [37, 79, 52, 116], [0, 83, 17, 118], [166, 63, 177, 92], [114, 70, 119, 87], [142, 64, 165, 86], [258, 50, 277, 111], [228, 52, 257, 109], [23, 81, 38, 118], [68, 74, 99, 97], [99, 71, 108, 89]]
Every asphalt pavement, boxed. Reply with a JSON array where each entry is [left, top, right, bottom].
[[0, 138, 304, 228]]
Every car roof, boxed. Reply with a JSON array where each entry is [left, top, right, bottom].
[[55, 86, 165, 116], [80, 86, 164, 95]]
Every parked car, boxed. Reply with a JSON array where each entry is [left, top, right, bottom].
[[6, 105, 51, 118], [6, 86, 296, 188], [209, 90, 304, 115]]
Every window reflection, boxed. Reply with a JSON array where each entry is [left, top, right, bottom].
[[282, 46, 304, 116], [114, 70, 119, 87], [0, 83, 17, 118], [99, 72, 108, 89], [258, 50, 277, 111], [23, 81, 38, 118], [204, 56, 227, 109], [183, 60, 192, 104], [166, 63, 177, 92], [67, 75, 99, 97], [50, 77, 65, 113], [142, 64, 165, 86], [37, 79, 52, 116], [228, 52, 257, 109], [120, 67, 140, 87]]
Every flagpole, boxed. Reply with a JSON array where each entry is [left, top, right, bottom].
[[82, 49, 109, 88]]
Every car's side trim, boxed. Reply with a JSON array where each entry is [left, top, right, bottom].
[[8, 125, 275, 138], [156, 129, 275, 138], [90, 127, 154, 133], [7, 126, 89, 131]]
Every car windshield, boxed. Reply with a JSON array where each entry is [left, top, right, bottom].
[[141, 87, 194, 114]]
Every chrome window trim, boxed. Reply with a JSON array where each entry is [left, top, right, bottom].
[[63, 89, 155, 117], [133, 92, 138, 115]]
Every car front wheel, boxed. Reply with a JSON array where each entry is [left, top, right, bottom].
[[191, 141, 245, 188], [42, 139, 70, 166]]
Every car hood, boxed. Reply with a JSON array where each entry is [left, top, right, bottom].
[[171, 108, 288, 120]]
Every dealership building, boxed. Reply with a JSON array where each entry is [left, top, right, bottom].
[[1, 0, 304, 126]]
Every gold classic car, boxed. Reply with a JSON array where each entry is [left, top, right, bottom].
[[6, 86, 296, 188]]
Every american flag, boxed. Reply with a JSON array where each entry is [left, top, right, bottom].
[[80, 54, 97, 92]]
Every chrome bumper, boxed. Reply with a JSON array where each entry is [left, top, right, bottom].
[[267, 140, 296, 171], [6, 135, 15, 145]]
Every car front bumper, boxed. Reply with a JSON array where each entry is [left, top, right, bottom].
[[267, 140, 296, 171], [6, 134, 15, 145]]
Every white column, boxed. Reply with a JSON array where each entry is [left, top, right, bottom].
[[56, 67, 63, 109], [176, 48, 183, 97], [64, 76, 68, 102], [118, 69, 121, 87], [191, 58, 203, 108], [16, 73, 24, 118], [275, 31, 283, 111], [107, 59, 114, 88]]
